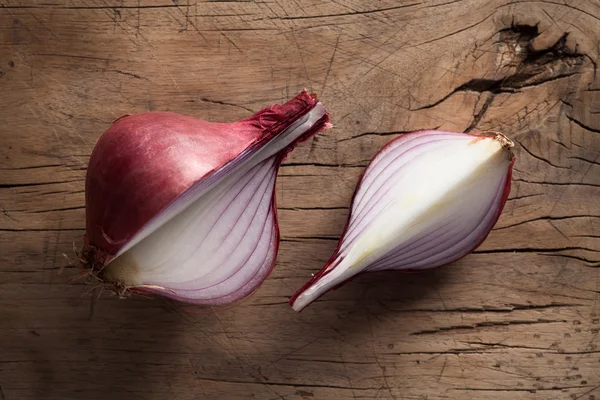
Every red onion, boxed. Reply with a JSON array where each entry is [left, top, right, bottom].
[[83, 91, 330, 305], [290, 131, 515, 311]]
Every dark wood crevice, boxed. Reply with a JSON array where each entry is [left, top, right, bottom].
[[411, 318, 568, 335]]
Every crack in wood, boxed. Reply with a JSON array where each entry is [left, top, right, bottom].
[[568, 156, 600, 166], [32, 189, 85, 196], [107, 69, 148, 80], [286, 357, 374, 365], [424, 0, 463, 8], [495, 215, 600, 231], [23, 205, 85, 214], [537, 253, 600, 267], [30, 53, 114, 61], [411, 318, 568, 335], [513, 136, 572, 170], [513, 178, 600, 188], [280, 236, 339, 242], [452, 385, 595, 392], [463, 341, 600, 355], [465, 93, 495, 132], [282, 162, 367, 168], [196, 376, 371, 391], [1, 4, 192, 10], [507, 193, 543, 201], [275, 3, 422, 20], [278, 206, 348, 211], [415, 73, 578, 111], [387, 302, 582, 313], [573, 234, 600, 239], [0, 164, 63, 171], [573, 384, 600, 400], [474, 246, 599, 256], [413, 26, 585, 112], [413, 11, 495, 48], [184, 98, 256, 113], [338, 126, 441, 143], [0, 228, 83, 232], [462, 341, 555, 351], [567, 115, 600, 134], [0, 179, 83, 189]]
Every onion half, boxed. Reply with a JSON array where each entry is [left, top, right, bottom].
[[290, 131, 515, 312], [83, 91, 330, 305]]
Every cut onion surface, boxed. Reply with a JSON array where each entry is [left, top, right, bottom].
[[290, 130, 515, 312], [83, 91, 330, 305]]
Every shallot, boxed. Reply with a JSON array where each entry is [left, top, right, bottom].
[[83, 91, 330, 305], [290, 130, 515, 311]]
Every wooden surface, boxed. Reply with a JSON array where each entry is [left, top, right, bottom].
[[1, 0, 599, 399]]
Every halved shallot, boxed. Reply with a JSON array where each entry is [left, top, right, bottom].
[[83, 91, 330, 305], [290, 131, 515, 311]]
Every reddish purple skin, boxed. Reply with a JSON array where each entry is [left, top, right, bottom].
[[85, 91, 327, 259], [289, 130, 516, 309], [127, 113, 330, 304]]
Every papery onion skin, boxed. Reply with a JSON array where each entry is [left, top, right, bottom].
[[83, 91, 330, 303], [85, 91, 325, 258], [290, 130, 515, 312]]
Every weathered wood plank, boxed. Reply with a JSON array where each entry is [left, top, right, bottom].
[[1, 0, 599, 399]]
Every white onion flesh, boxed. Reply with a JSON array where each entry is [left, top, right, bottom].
[[290, 131, 515, 312]]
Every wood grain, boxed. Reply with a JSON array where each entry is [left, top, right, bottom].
[[1, 0, 599, 399]]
